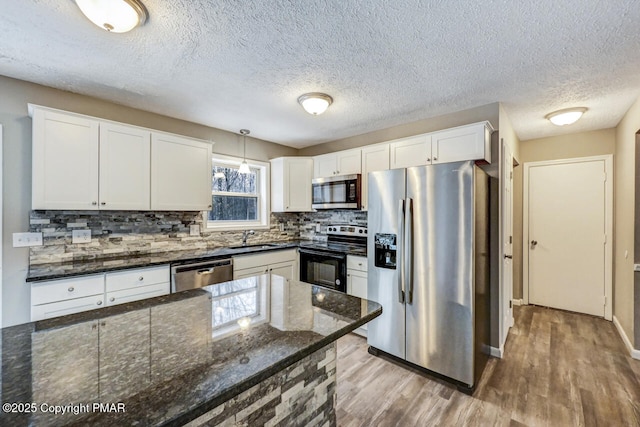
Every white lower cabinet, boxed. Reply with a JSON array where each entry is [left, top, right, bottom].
[[233, 249, 298, 281], [347, 255, 368, 337], [31, 265, 170, 321]]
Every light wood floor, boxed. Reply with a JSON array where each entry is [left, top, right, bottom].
[[336, 305, 640, 426]]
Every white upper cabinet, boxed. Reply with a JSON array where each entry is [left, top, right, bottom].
[[30, 104, 213, 212], [99, 123, 151, 210], [313, 148, 362, 178], [389, 135, 432, 169], [151, 133, 212, 211], [390, 121, 493, 169], [271, 157, 313, 212], [431, 121, 493, 164], [32, 107, 100, 210], [361, 144, 390, 210]]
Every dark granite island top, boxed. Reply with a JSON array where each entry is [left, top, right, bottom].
[[0, 274, 381, 426]]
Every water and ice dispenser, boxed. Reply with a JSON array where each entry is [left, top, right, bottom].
[[374, 233, 397, 269]]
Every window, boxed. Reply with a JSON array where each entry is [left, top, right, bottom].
[[207, 155, 269, 230]]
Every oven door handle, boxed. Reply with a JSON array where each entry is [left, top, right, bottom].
[[298, 249, 347, 260]]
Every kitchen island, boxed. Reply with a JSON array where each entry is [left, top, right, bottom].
[[0, 274, 381, 426]]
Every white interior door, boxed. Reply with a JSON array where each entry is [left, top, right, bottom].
[[525, 157, 612, 318], [500, 140, 514, 345]]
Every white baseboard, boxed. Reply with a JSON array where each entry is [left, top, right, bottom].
[[512, 299, 524, 306], [482, 344, 503, 358], [613, 315, 640, 360]]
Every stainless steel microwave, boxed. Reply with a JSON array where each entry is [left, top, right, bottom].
[[311, 174, 361, 209]]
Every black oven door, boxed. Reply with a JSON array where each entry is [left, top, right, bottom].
[[299, 249, 347, 293]]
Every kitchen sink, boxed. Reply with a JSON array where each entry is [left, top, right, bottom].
[[228, 243, 284, 250]]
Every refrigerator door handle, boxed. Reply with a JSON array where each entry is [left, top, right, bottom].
[[405, 197, 414, 304], [398, 199, 406, 304]]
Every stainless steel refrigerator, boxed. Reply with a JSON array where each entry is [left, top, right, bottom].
[[367, 160, 492, 391]]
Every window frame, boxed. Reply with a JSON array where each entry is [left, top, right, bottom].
[[206, 154, 270, 231]]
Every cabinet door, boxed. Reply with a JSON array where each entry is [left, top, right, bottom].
[[337, 149, 362, 175], [31, 295, 106, 321], [313, 153, 338, 178], [269, 260, 297, 281], [361, 144, 390, 210], [99, 310, 150, 401], [348, 270, 368, 299], [285, 158, 313, 211], [431, 122, 490, 164], [99, 123, 151, 210], [32, 108, 100, 210], [106, 282, 169, 306], [151, 133, 212, 211], [390, 135, 432, 169]]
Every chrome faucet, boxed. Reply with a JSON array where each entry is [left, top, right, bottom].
[[242, 229, 255, 246]]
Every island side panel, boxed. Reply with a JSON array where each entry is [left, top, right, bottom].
[[185, 342, 337, 427]]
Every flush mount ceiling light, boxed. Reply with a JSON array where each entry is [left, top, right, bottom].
[[238, 129, 251, 174], [297, 93, 333, 115], [75, 0, 147, 33], [545, 107, 588, 126]]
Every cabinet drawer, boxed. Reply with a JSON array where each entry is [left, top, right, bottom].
[[347, 256, 368, 272], [105, 265, 169, 292], [106, 282, 169, 306], [233, 249, 297, 271], [31, 274, 104, 306], [31, 294, 106, 321]]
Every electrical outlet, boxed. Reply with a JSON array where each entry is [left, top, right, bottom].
[[315, 224, 321, 233], [13, 232, 43, 247], [190, 224, 200, 236], [72, 229, 92, 244]]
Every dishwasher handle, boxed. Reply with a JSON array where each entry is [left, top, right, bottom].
[[196, 268, 216, 275]]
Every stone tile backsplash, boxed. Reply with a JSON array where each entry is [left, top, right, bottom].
[[28, 210, 367, 265]]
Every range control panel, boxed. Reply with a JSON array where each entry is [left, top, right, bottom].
[[326, 225, 368, 237]]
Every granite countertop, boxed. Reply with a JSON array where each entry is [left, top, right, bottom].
[[26, 241, 301, 282], [0, 274, 382, 426], [26, 240, 368, 282]]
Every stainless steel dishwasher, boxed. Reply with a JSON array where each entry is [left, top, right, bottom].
[[171, 258, 233, 292]]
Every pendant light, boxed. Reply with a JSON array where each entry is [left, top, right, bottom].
[[238, 129, 251, 174], [75, 0, 147, 33]]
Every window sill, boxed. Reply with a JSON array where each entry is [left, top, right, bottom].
[[204, 222, 270, 233]]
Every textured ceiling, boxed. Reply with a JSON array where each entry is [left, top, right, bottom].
[[1, 1, 639, 148]]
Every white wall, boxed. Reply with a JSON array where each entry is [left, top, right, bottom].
[[615, 95, 640, 346]]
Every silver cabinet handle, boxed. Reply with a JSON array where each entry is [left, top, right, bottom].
[[110, 297, 115, 302], [68, 286, 74, 292], [426, 158, 431, 162], [358, 262, 363, 266], [208, 204, 212, 208], [92, 201, 97, 205], [138, 276, 144, 281], [433, 157, 438, 161], [101, 202, 106, 205], [531, 240, 538, 247], [96, 300, 103, 306], [504, 254, 513, 259]]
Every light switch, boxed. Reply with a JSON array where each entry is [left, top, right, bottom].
[[190, 224, 200, 236], [72, 229, 92, 244], [13, 232, 43, 247]]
